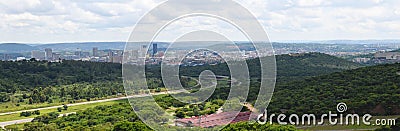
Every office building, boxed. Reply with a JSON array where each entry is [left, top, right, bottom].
[[45, 48, 53, 60], [152, 43, 158, 57], [93, 47, 98, 57], [32, 51, 45, 60]]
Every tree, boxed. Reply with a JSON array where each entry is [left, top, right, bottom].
[[57, 107, 62, 112], [33, 110, 40, 115], [20, 111, 32, 117], [175, 110, 185, 118], [113, 121, 151, 131], [63, 104, 68, 110], [32, 112, 59, 124], [29, 58, 37, 62]]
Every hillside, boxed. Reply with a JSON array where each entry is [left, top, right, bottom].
[[268, 63, 400, 115], [34, 42, 126, 51], [0, 43, 37, 53], [179, 52, 362, 82], [275, 52, 361, 82], [0, 60, 121, 93], [0, 52, 360, 93], [5, 102, 300, 131]]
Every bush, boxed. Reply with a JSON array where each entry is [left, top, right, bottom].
[[33, 110, 40, 115], [57, 107, 62, 112], [20, 111, 32, 117], [63, 104, 68, 110]]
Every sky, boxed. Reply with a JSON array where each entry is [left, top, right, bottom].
[[0, 0, 400, 43]]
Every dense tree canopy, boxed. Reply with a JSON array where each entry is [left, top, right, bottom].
[[269, 63, 400, 116], [0, 60, 121, 93], [9, 102, 300, 131]]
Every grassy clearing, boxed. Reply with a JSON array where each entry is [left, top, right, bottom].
[[0, 95, 124, 113], [4, 123, 24, 130], [0, 99, 128, 122]]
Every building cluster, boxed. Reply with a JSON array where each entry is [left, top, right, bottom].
[[352, 57, 371, 63], [30, 48, 124, 63], [374, 52, 400, 60], [350, 51, 400, 64], [123, 44, 264, 66], [4, 42, 399, 65]]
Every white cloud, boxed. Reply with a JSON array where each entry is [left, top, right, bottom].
[[0, 0, 400, 43], [297, 0, 326, 7]]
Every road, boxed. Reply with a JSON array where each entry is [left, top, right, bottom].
[[0, 118, 33, 129], [0, 90, 185, 116], [0, 76, 232, 129], [0, 96, 126, 116], [0, 112, 76, 129], [0, 90, 187, 129]]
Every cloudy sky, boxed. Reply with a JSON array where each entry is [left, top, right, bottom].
[[0, 0, 399, 43]]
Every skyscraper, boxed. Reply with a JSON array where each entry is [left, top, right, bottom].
[[45, 48, 53, 60], [31, 51, 45, 60], [93, 47, 98, 57], [75, 48, 82, 58], [152, 43, 158, 57]]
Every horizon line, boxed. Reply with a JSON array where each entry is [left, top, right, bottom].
[[2, 39, 400, 45]]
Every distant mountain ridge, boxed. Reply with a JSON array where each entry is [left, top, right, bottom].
[[34, 42, 127, 51], [2, 40, 400, 53], [0, 43, 38, 53]]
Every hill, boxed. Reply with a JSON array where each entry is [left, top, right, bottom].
[[274, 52, 361, 82], [0, 60, 121, 93], [268, 63, 400, 115], [0, 53, 361, 107], [178, 52, 362, 82], [5, 102, 300, 131], [0, 52, 360, 93], [0, 43, 37, 53], [34, 42, 126, 51]]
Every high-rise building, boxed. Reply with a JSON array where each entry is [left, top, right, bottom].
[[45, 48, 53, 60], [140, 45, 147, 57], [93, 47, 98, 57], [31, 51, 46, 60], [52, 53, 61, 60], [152, 43, 158, 57], [75, 48, 82, 58]]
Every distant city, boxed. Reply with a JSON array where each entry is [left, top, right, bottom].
[[1, 40, 400, 65]]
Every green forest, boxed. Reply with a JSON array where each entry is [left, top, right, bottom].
[[1, 52, 399, 130], [269, 63, 400, 115], [4, 102, 300, 131]]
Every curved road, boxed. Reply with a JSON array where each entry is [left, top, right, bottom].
[[0, 76, 234, 129], [0, 90, 186, 116], [0, 90, 186, 129], [0, 112, 76, 129]]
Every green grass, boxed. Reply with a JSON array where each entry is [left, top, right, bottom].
[[0, 95, 124, 113], [4, 123, 24, 130], [0, 99, 128, 122]]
